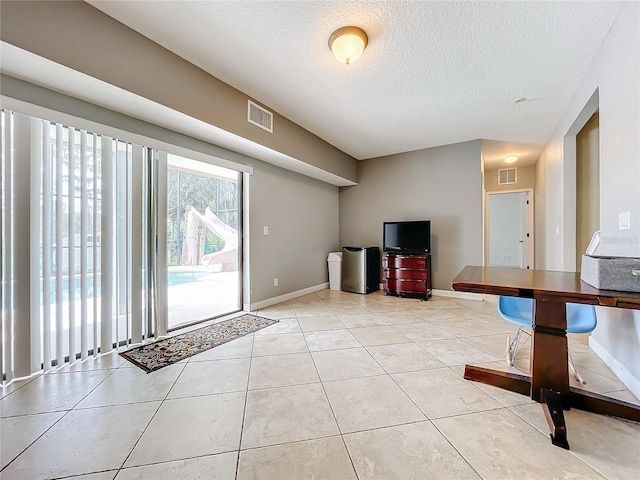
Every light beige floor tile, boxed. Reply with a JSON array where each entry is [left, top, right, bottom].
[[252, 332, 308, 356], [467, 359, 530, 377], [67, 472, 117, 480], [467, 315, 521, 334], [116, 452, 237, 480], [570, 367, 629, 395], [362, 301, 408, 313], [452, 299, 491, 309], [257, 302, 295, 319], [124, 392, 245, 467], [603, 388, 640, 404], [412, 308, 464, 321], [348, 326, 411, 346], [344, 421, 480, 480], [572, 350, 622, 381], [434, 408, 604, 479], [57, 352, 126, 372], [297, 314, 346, 332], [393, 367, 503, 419], [249, 352, 320, 389], [464, 333, 530, 361], [446, 307, 498, 320], [1, 411, 65, 469], [167, 358, 250, 398], [0, 370, 113, 417], [419, 338, 500, 366], [254, 317, 301, 335], [465, 375, 537, 407], [430, 319, 497, 338], [237, 436, 357, 480], [312, 347, 385, 382], [293, 306, 335, 317], [191, 334, 254, 361], [323, 375, 426, 433], [1, 402, 159, 480], [291, 294, 323, 305], [304, 329, 361, 351], [366, 343, 445, 373], [0, 375, 39, 399], [327, 303, 371, 315], [337, 313, 387, 328], [373, 310, 426, 325], [316, 289, 354, 300], [511, 403, 640, 480], [393, 323, 454, 342], [242, 383, 339, 449], [77, 364, 184, 408]]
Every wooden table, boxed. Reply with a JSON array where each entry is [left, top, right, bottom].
[[452, 265, 640, 449]]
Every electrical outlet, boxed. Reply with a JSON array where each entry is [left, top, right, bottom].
[[263, 226, 269, 236], [619, 211, 630, 231], [273, 277, 278, 287]]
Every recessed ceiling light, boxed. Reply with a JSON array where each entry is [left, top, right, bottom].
[[505, 155, 518, 164]]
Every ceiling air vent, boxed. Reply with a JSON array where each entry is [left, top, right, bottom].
[[247, 100, 273, 133], [498, 168, 517, 185]]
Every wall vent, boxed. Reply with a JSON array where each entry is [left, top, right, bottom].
[[498, 168, 517, 185], [247, 100, 273, 133]]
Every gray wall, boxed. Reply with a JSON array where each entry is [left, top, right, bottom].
[[339, 141, 483, 290], [484, 165, 536, 192], [0, 0, 357, 183], [535, 1, 639, 397], [1, 77, 339, 307], [248, 163, 339, 303]]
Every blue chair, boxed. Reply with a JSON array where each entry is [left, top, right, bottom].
[[497, 296, 597, 384]]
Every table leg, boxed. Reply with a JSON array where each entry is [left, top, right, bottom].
[[530, 299, 570, 404], [540, 388, 570, 449]]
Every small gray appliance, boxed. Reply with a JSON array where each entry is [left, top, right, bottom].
[[341, 246, 380, 294]]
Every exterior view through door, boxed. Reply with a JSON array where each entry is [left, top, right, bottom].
[[165, 155, 241, 330]]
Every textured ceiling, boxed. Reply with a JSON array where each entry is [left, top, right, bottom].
[[88, 1, 622, 168]]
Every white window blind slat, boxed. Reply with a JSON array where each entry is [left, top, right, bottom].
[[92, 134, 99, 357], [2, 111, 14, 382], [131, 145, 143, 344], [80, 130, 89, 360], [68, 127, 77, 364], [55, 123, 64, 367], [42, 121, 53, 370], [100, 136, 114, 355], [29, 118, 42, 374]]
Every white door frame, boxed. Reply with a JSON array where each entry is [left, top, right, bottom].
[[484, 188, 535, 269]]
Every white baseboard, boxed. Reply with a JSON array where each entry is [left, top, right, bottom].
[[589, 336, 640, 401], [245, 282, 329, 311], [246, 284, 492, 312], [432, 289, 486, 301]]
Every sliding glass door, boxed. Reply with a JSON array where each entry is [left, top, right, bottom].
[[164, 154, 241, 330], [1, 108, 243, 381]]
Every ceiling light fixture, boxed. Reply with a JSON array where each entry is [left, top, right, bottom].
[[505, 155, 518, 164], [328, 26, 368, 65]]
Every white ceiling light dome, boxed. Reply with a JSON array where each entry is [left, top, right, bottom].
[[328, 26, 368, 65]]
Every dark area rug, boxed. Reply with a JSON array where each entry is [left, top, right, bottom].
[[120, 314, 278, 373]]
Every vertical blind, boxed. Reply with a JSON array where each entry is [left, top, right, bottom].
[[1, 110, 155, 382]]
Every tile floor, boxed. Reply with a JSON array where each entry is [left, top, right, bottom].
[[2, 290, 639, 479]]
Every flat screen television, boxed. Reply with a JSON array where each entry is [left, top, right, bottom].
[[383, 220, 431, 254]]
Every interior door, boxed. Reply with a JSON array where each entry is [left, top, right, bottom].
[[488, 191, 532, 269]]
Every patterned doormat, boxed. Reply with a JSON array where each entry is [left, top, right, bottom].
[[120, 314, 278, 373]]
